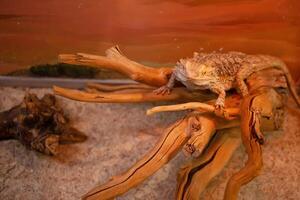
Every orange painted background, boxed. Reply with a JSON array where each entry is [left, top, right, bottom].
[[0, 0, 299, 79]]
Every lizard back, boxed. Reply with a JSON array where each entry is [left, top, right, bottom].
[[185, 51, 282, 77]]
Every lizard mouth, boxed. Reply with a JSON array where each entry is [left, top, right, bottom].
[[188, 77, 212, 89]]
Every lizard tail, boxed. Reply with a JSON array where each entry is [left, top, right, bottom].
[[279, 64, 300, 108]]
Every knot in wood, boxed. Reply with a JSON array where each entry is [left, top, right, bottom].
[[191, 122, 201, 132], [184, 143, 196, 154], [250, 107, 261, 115]]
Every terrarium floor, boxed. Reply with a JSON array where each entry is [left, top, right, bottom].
[[0, 87, 299, 200]]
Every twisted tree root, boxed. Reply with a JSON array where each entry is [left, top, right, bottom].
[[82, 112, 242, 200], [177, 127, 241, 200], [224, 87, 285, 200], [82, 116, 190, 200]]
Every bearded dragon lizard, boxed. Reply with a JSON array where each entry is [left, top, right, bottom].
[[154, 52, 300, 118]]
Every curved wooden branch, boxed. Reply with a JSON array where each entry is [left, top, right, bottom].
[[224, 112, 263, 200], [82, 116, 191, 200], [146, 102, 240, 117], [177, 127, 241, 200], [147, 102, 214, 114], [53, 86, 211, 103], [59, 46, 173, 87], [224, 87, 285, 200], [175, 88, 285, 200], [82, 111, 242, 200]]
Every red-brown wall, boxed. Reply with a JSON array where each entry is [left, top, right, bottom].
[[0, 0, 299, 79]]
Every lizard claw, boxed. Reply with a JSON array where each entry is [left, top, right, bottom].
[[214, 104, 235, 120], [214, 104, 225, 118], [153, 85, 172, 95]]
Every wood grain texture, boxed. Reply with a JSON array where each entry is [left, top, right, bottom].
[[83, 116, 190, 200]]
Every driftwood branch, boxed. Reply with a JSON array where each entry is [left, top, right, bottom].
[[80, 87, 286, 200], [82, 112, 244, 200], [82, 116, 191, 200], [177, 127, 241, 200], [54, 85, 212, 103], [58, 46, 173, 87], [224, 87, 286, 200], [82, 109, 244, 200], [147, 102, 240, 117], [86, 82, 154, 92]]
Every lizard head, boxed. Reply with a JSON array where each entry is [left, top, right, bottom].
[[175, 58, 217, 88]]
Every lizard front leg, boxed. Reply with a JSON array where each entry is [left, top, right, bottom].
[[153, 71, 176, 95], [236, 65, 255, 97], [210, 85, 229, 119], [236, 78, 249, 97]]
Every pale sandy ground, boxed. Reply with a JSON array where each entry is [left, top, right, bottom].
[[0, 87, 299, 200]]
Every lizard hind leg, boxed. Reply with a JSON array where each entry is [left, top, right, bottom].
[[235, 64, 263, 97], [236, 75, 250, 97], [210, 85, 234, 119]]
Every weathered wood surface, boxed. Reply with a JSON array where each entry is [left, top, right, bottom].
[[59, 46, 172, 87]]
